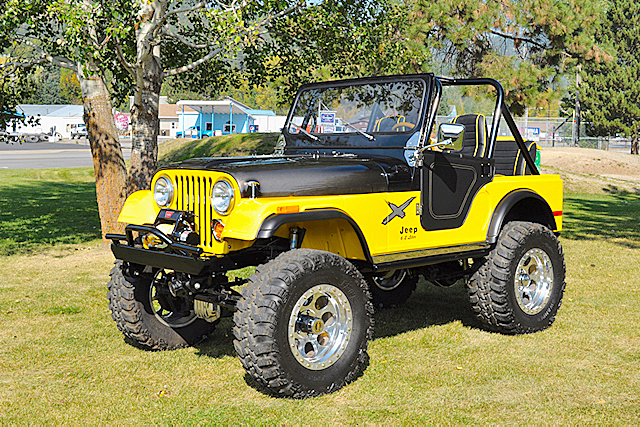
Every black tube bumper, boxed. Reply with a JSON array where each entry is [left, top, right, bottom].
[[106, 225, 209, 275]]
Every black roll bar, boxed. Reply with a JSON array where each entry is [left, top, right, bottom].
[[435, 77, 539, 175], [500, 103, 540, 175]]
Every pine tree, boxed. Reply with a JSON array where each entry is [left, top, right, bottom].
[[409, 0, 606, 115], [581, 0, 640, 154]]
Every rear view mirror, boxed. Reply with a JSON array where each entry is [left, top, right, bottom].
[[438, 123, 465, 151]]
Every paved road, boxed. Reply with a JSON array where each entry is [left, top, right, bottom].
[[0, 139, 132, 169]]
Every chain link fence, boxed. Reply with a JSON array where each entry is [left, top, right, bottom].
[[508, 117, 632, 152]]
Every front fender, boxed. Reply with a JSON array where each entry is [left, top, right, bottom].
[[117, 190, 160, 225]]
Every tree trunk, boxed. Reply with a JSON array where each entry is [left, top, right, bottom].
[[77, 68, 128, 237], [128, 57, 162, 194], [632, 127, 639, 155], [127, 0, 168, 195]]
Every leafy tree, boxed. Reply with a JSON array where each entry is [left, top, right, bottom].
[[1, 0, 298, 233], [59, 68, 83, 104], [1, 0, 128, 236], [580, 0, 640, 155], [109, 0, 299, 193], [21, 65, 64, 104], [0, 56, 37, 132], [243, 0, 430, 106], [409, 0, 607, 115]]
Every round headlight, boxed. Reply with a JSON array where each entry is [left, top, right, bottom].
[[153, 176, 174, 207], [211, 180, 234, 215]]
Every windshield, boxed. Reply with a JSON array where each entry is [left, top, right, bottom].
[[287, 79, 426, 137]]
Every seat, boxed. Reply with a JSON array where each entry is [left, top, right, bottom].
[[516, 141, 539, 175], [374, 115, 406, 132], [494, 138, 538, 175], [451, 114, 487, 157]]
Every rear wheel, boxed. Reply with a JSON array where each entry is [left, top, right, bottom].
[[467, 221, 565, 334], [107, 261, 216, 350], [367, 269, 417, 308], [233, 249, 373, 398]]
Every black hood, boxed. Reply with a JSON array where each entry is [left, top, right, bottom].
[[159, 154, 414, 198]]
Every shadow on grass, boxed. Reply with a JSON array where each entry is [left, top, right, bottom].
[[194, 279, 482, 363], [563, 193, 640, 248], [0, 180, 101, 255], [193, 317, 236, 359], [373, 280, 481, 339]]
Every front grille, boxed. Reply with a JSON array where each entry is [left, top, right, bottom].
[[173, 174, 214, 248]]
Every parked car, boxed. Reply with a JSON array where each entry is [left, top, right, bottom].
[[107, 73, 565, 398], [176, 126, 200, 138], [70, 123, 87, 139]]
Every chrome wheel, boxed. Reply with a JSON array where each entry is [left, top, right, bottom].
[[288, 284, 353, 370], [149, 270, 197, 328], [515, 248, 554, 315]]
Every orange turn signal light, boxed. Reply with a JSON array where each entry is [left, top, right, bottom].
[[277, 205, 300, 214], [212, 219, 225, 242]]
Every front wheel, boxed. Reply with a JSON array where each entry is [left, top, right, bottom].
[[233, 249, 373, 398], [107, 261, 216, 350], [467, 221, 566, 334]]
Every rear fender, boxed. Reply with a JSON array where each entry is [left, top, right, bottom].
[[487, 190, 556, 243]]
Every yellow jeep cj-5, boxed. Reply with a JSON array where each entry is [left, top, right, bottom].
[[107, 74, 565, 398]]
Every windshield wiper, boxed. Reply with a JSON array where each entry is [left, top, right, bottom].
[[342, 121, 375, 141], [289, 123, 319, 141]]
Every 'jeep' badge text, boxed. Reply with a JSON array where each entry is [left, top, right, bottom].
[[382, 197, 415, 225]]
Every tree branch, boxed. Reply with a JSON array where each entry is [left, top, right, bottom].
[[489, 30, 547, 51], [163, 47, 223, 77], [253, 2, 301, 29], [115, 40, 137, 79], [162, 28, 211, 49], [0, 58, 48, 69], [99, 34, 113, 51], [148, 1, 206, 40], [161, 2, 299, 77], [16, 36, 76, 71]]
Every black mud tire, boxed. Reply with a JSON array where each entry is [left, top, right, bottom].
[[107, 261, 215, 350], [366, 269, 418, 308], [233, 249, 374, 398], [467, 221, 566, 334]]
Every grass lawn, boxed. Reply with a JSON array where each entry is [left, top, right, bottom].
[[1, 166, 639, 423], [0, 168, 102, 256], [158, 133, 279, 167]]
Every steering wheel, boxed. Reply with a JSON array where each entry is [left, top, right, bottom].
[[391, 122, 415, 131]]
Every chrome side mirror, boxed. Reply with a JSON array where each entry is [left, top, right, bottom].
[[438, 123, 465, 151]]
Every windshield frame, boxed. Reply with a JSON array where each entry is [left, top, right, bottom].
[[283, 74, 433, 150]]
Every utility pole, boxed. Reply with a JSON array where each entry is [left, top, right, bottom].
[[575, 64, 582, 147]]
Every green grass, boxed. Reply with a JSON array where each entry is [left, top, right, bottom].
[[563, 192, 640, 247], [1, 233, 638, 423], [0, 163, 639, 422], [0, 168, 102, 256], [158, 133, 279, 166]]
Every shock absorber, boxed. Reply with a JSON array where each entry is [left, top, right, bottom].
[[289, 227, 299, 250]]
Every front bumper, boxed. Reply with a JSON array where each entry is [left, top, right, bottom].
[[107, 225, 210, 275]]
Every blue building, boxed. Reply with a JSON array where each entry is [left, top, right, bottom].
[[176, 98, 285, 138]]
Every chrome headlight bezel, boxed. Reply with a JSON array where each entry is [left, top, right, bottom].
[[211, 180, 235, 215], [153, 175, 174, 208]]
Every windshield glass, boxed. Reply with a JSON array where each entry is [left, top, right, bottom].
[[287, 79, 425, 137]]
